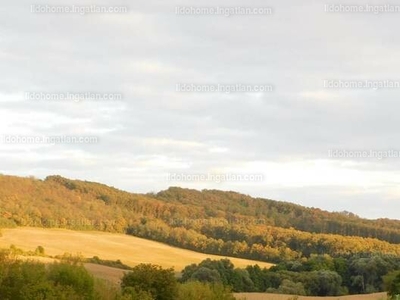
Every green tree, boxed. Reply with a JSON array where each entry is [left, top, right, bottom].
[[231, 268, 255, 292], [267, 279, 306, 295], [121, 264, 178, 300], [0, 256, 94, 300], [48, 262, 95, 300], [0, 260, 50, 300], [312, 270, 342, 296], [121, 287, 154, 300], [177, 281, 235, 300], [190, 267, 222, 283], [384, 271, 400, 299], [35, 245, 45, 256]]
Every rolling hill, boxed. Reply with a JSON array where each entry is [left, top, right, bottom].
[[0, 174, 400, 264], [0, 174, 399, 298]]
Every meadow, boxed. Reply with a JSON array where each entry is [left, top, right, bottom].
[[0, 227, 274, 270]]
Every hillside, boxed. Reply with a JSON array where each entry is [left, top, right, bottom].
[[0, 227, 273, 270], [0, 174, 400, 263]]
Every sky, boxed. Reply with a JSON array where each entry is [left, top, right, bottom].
[[1, 0, 400, 219]]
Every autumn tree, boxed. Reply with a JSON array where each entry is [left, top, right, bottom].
[[121, 264, 178, 300]]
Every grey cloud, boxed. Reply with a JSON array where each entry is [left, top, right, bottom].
[[1, 0, 400, 219]]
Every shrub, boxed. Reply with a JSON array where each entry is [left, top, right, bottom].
[[121, 264, 178, 300], [177, 281, 235, 300]]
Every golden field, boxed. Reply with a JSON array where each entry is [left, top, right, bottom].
[[0, 228, 389, 300], [234, 292, 388, 300], [0, 227, 274, 271]]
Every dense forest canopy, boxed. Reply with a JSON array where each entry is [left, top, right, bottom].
[[1, 174, 400, 264]]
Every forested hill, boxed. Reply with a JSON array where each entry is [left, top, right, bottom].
[[155, 187, 400, 241], [1, 174, 400, 263]]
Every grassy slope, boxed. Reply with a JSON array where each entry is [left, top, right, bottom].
[[84, 263, 126, 284], [234, 292, 387, 300], [0, 227, 274, 271]]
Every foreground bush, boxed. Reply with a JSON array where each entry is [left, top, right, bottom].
[[0, 251, 95, 300], [177, 281, 235, 300], [0, 253, 238, 300], [121, 264, 178, 300]]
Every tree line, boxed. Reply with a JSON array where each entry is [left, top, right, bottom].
[[180, 255, 400, 297], [1, 241, 400, 298], [1, 175, 400, 264]]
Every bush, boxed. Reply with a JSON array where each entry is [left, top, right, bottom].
[[121, 287, 154, 300], [0, 253, 95, 300], [384, 271, 400, 299], [35, 245, 45, 256], [87, 256, 132, 270], [121, 264, 178, 300], [48, 262, 95, 299], [177, 281, 235, 300], [267, 279, 306, 295]]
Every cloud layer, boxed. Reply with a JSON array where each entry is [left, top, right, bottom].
[[1, 0, 400, 219]]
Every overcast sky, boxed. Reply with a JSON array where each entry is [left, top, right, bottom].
[[1, 0, 400, 219]]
